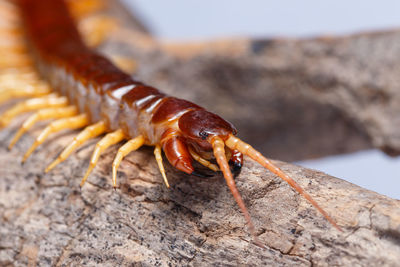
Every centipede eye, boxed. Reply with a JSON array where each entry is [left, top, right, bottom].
[[199, 131, 209, 140]]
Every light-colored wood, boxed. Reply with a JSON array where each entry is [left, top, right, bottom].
[[1, 126, 399, 266]]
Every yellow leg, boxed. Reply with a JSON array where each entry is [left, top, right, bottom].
[[80, 129, 126, 187], [0, 1, 18, 23], [22, 114, 89, 162], [0, 85, 51, 105], [0, 72, 38, 88], [154, 144, 170, 188], [45, 121, 107, 172], [0, 68, 37, 80], [188, 147, 219, 172], [111, 135, 145, 188], [9, 106, 78, 149], [0, 44, 26, 55], [0, 94, 68, 128], [0, 53, 32, 68]]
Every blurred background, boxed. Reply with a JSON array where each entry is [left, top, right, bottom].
[[122, 0, 400, 199]]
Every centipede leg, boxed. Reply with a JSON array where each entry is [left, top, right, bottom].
[[112, 135, 145, 188], [0, 84, 51, 104], [0, 86, 50, 104], [80, 129, 126, 187], [0, 72, 38, 89], [188, 147, 219, 172], [45, 120, 107, 172], [0, 52, 32, 69], [9, 106, 78, 149], [154, 144, 170, 188], [0, 94, 68, 128], [23, 114, 89, 162]]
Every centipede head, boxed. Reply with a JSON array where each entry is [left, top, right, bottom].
[[175, 109, 341, 245], [178, 109, 243, 173], [172, 109, 264, 243]]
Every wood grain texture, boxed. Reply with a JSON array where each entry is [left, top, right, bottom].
[[1, 126, 399, 266], [1, 0, 400, 266]]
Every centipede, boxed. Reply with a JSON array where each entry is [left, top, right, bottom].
[[0, 0, 341, 245]]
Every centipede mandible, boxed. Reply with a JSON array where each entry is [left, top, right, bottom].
[[0, 0, 341, 245]]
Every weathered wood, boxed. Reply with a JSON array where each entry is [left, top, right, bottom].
[[1, 127, 399, 266], [1, 0, 400, 266]]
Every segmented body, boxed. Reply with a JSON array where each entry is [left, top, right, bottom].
[[0, 0, 341, 243], [20, 0, 205, 147]]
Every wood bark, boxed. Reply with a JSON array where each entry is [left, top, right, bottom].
[[1, 0, 400, 266]]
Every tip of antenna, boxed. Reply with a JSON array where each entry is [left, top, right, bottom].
[[224, 134, 342, 233], [332, 221, 343, 232]]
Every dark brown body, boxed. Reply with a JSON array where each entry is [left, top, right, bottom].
[[18, 0, 242, 174]]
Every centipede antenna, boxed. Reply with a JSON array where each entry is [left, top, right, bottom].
[[22, 114, 89, 162], [211, 136, 262, 245], [225, 134, 342, 232], [9, 106, 78, 149], [80, 129, 126, 187], [188, 147, 220, 172], [154, 144, 170, 188], [0, 94, 68, 128], [45, 121, 107, 172], [112, 135, 145, 188]]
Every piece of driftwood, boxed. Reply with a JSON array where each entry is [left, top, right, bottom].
[[1, 0, 400, 266], [1, 126, 399, 266]]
